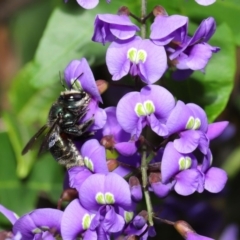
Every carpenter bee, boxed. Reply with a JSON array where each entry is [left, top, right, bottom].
[[22, 80, 94, 169]]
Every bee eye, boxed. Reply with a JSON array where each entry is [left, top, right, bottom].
[[58, 111, 63, 117]]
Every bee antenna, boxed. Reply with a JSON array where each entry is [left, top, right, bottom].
[[70, 72, 84, 90]]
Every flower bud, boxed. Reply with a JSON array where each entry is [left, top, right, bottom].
[[174, 220, 195, 239], [107, 159, 119, 172], [96, 79, 109, 94], [153, 5, 168, 17], [118, 6, 130, 16], [101, 135, 115, 149], [129, 176, 142, 201], [133, 210, 148, 229]]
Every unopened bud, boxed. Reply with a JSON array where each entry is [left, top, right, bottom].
[[129, 176, 142, 201], [96, 79, 109, 94], [149, 172, 161, 184], [58, 188, 78, 209], [174, 220, 195, 239], [107, 159, 119, 172], [153, 5, 168, 17], [100, 135, 115, 149], [118, 6, 130, 16]]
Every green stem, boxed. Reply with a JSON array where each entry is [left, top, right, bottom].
[[141, 145, 154, 226], [141, 0, 147, 39]]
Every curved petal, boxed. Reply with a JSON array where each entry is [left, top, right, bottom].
[[174, 169, 200, 196], [61, 199, 89, 240], [64, 58, 102, 102], [206, 121, 229, 140], [174, 130, 201, 154], [106, 39, 138, 80], [79, 174, 105, 211], [204, 167, 227, 193], [115, 141, 138, 156], [112, 166, 131, 177], [116, 91, 142, 135], [0, 205, 19, 225], [76, 0, 99, 9], [137, 40, 167, 84], [150, 15, 188, 45], [147, 114, 168, 137], [30, 208, 63, 232], [105, 173, 132, 209], [140, 85, 175, 120], [166, 100, 192, 135], [81, 139, 108, 174], [102, 207, 125, 233], [187, 103, 208, 132], [151, 181, 173, 198], [83, 229, 98, 240]]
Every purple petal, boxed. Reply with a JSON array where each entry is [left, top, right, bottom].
[[172, 69, 194, 81], [0, 205, 19, 225], [140, 85, 175, 121], [186, 44, 213, 70], [76, 0, 99, 9], [151, 181, 173, 198], [113, 166, 131, 177], [102, 207, 125, 232], [64, 58, 102, 102], [187, 103, 208, 132], [150, 15, 188, 45], [174, 169, 200, 196], [83, 229, 98, 240], [174, 130, 201, 153], [106, 38, 138, 80], [137, 40, 167, 84], [195, 0, 216, 5], [147, 114, 168, 136], [68, 166, 92, 190], [116, 91, 142, 135], [219, 224, 239, 240], [105, 173, 132, 209], [61, 199, 89, 240], [115, 142, 138, 156], [30, 209, 63, 232], [13, 214, 36, 239], [130, 184, 143, 202], [204, 167, 227, 193], [166, 100, 192, 135], [81, 139, 108, 174], [79, 174, 105, 211], [161, 142, 195, 183], [206, 121, 229, 140]]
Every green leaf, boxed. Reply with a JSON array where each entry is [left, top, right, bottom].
[[0, 131, 62, 223], [165, 23, 235, 122]]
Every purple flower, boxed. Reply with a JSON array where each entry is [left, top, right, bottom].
[[101, 107, 138, 156], [81, 139, 108, 174], [0, 205, 63, 240], [65, 0, 108, 9], [195, 0, 216, 6], [169, 17, 219, 79], [61, 173, 133, 239], [106, 36, 167, 84], [116, 85, 175, 138], [64, 58, 107, 130], [150, 14, 188, 46], [92, 14, 140, 45]]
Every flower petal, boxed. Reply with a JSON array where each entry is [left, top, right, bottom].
[[204, 167, 227, 193], [76, 0, 99, 9], [206, 121, 229, 140], [105, 173, 132, 209], [0, 205, 19, 225], [61, 199, 90, 240]]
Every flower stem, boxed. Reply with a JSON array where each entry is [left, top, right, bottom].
[[141, 0, 147, 39], [141, 145, 154, 226]]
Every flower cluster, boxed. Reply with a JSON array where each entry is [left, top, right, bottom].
[[0, 1, 227, 240]]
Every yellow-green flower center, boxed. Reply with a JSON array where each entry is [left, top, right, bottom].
[[135, 100, 155, 117], [127, 48, 147, 64], [179, 156, 192, 170], [186, 116, 201, 130]]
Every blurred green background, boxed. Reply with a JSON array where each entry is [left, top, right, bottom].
[[0, 0, 239, 239]]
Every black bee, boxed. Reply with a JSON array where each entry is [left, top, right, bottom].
[[22, 85, 94, 169]]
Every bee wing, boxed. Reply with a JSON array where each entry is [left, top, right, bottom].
[[22, 125, 48, 155], [38, 118, 61, 156]]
